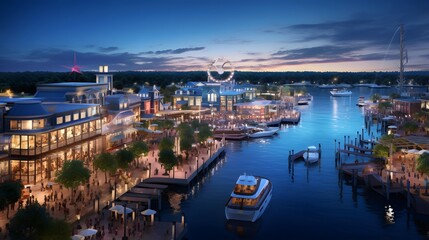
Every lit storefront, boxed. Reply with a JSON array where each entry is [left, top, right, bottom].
[[1, 100, 103, 184], [235, 100, 271, 120], [6, 102, 102, 156], [10, 137, 103, 185]]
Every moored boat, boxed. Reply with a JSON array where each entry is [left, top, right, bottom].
[[225, 174, 273, 222], [330, 88, 352, 97], [357, 96, 366, 107], [247, 126, 278, 138], [303, 145, 320, 164]]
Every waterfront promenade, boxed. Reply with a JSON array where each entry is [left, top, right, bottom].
[[0, 130, 225, 239]]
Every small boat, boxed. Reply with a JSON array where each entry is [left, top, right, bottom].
[[330, 88, 352, 97], [247, 126, 279, 138], [318, 84, 337, 89], [303, 146, 319, 164], [225, 174, 273, 222], [357, 96, 366, 107], [297, 97, 309, 105]]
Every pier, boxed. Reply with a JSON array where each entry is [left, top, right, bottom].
[[143, 145, 226, 185]]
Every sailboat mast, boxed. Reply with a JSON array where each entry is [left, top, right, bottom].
[[398, 24, 405, 95]]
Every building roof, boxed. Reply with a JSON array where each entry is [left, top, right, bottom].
[[43, 102, 98, 114], [105, 94, 141, 105], [220, 91, 243, 96], [5, 101, 51, 118], [234, 100, 271, 107], [394, 97, 421, 103], [37, 82, 106, 87], [34, 90, 70, 102]]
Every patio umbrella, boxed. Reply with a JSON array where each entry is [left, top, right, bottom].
[[141, 209, 157, 225], [109, 205, 133, 214], [407, 149, 420, 154], [71, 235, 84, 240], [141, 209, 157, 216], [418, 150, 429, 155], [78, 228, 97, 237]]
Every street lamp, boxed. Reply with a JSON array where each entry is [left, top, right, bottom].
[[123, 203, 128, 240], [114, 181, 117, 200]]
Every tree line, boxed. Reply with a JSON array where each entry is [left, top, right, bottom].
[[1, 71, 428, 95]]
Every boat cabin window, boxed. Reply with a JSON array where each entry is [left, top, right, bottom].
[[234, 183, 257, 195]]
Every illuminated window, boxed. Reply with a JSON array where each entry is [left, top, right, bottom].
[[56, 117, 63, 125], [32, 119, 44, 129], [208, 93, 217, 102], [73, 113, 79, 120], [10, 120, 18, 130], [21, 120, 32, 130], [81, 110, 86, 119], [65, 115, 71, 123]]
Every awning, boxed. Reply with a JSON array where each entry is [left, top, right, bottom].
[[116, 110, 135, 119], [134, 127, 163, 134]]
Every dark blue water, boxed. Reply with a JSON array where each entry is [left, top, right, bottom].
[[162, 87, 429, 240]]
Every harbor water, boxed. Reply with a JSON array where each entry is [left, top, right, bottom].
[[162, 86, 429, 240]]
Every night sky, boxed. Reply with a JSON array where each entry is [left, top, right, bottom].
[[1, 0, 428, 72]]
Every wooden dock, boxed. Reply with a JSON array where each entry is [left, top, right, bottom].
[[288, 150, 306, 161], [144, 146, 226, 186], [344, 144, 373, 153], [338, 149, 376, 158], [288, 145, 322, 162]]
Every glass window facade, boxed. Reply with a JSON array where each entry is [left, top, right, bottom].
[[10, 137, 103, 185], [10, 119, 101, 157], [10, 119, 45, 130]]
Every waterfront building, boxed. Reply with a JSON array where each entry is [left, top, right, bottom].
[[172, 80, 254, 112], [234, 100, 276, 121], [35, 82, 108, 104], [137, 85, 164, 117], [0, 99, 102, 184], [103, 94, 141, 149], [393, 98, 421, 116]]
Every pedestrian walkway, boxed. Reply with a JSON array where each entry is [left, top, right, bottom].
[[0, 132, 219, 239]]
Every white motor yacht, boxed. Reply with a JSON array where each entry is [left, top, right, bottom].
[[330, 88, 352, 97], [225, 174, 273, 222], [247, 127, 279, 138]]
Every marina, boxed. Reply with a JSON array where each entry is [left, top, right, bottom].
[[161, 86, 429, 240]]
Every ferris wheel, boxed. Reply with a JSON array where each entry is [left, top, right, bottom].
[[207, 58, 235, 83]]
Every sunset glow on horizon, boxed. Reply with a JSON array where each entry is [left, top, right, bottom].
[[1, 0, 428, 72]]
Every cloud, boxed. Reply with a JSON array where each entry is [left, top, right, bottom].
[[0, 48, 209, 71], [141, 47, 205, 55], [98, 46, 119, 53], [213, 38, 252, 44], [272, 45, 362, 59]]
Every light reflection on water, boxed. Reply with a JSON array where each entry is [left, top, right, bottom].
[[161, 87, 429, 239]]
